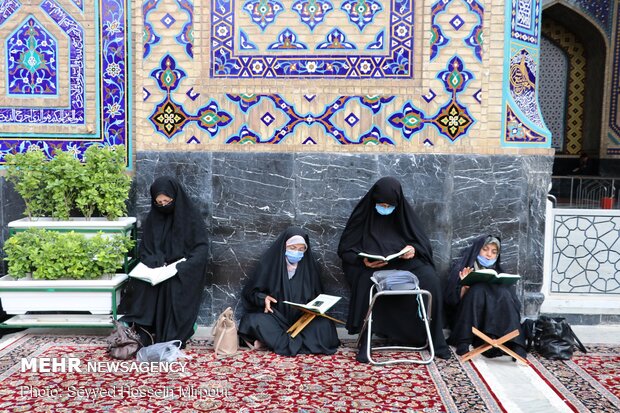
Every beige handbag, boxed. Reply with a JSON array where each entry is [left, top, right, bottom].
[[212, 307, 238, 356]]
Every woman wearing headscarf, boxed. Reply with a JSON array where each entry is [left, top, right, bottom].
[[338, 177, 451, 362], [238, 227, 340, 356], [444, 235, 526, 358], [118, 176, 209, 347]]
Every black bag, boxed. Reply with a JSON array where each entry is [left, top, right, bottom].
[[106, 320, 148, 360], [524, 316, 587, 360]]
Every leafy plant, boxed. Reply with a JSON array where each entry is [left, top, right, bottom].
[[2, 229, 45, 277], [3, 229, 134, 280], [5, 145, 130, 220], [4, 150, 48, 219], [46, 151, 84, 220], [77, 145, 131, 220]]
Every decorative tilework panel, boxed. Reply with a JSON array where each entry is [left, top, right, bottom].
[[502, 0, 550, 147], [0, 0, 20, 27], [211, 0, 414, 78], [1, 1, 85, 125], [509, 48, 544, 128], [504, 104, 546, 143], [0, 0, 131, 165], [511, 0, 540, 44], [6, 16, 58, 96], [147, 54, 476, 145], [541, 19, 586, 155], [539, 37, 568, 151], [430, 0, 484, 62]]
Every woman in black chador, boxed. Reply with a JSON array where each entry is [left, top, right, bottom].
[[238, 227, 340, 356], [118, 176, 209, 346], [338, 177, 451, 361], [444, 235, 526, 358]]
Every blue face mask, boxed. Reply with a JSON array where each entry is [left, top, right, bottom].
[[477, 255, 497, 268], [375, 204, 396, 215], [285, 250, 304, 264]]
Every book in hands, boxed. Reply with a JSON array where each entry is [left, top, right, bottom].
[[460, 269, 521, 286], [358, 246, 414, 262], [283, 294, 341, 315], [128, 258, 187, 286]]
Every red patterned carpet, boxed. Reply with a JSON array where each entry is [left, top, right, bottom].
[[528, 345, 620, 413], [0, 333, 506, 412]]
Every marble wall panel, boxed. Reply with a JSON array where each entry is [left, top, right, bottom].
[[211, 153, 295, 321], [294, 153, 379, 320], [0, 152, 554, 325], [450, 156, 525, 273]]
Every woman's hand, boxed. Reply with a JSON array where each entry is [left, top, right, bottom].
[[264, 295, 277, 313], [363, 258, 389, 269], [459, 267, 473, 298], [401, 245, 416, 260], [459, 267, 473, 279]]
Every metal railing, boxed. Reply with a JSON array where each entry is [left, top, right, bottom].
[[550, 176, 619, 209]]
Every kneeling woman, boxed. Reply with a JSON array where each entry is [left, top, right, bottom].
[[238, 227, 340, 356], [444, 235, 527, 358]]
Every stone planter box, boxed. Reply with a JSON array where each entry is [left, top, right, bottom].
[[0, 273, 127, 315]]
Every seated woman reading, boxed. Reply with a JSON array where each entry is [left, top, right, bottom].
[[238, 227, 340, 356], [444, 235, 527, 358], [338, 177, 451, 362], [118, 176, 209, 347]]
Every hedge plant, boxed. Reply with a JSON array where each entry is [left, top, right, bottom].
[[4, 150, 48, 219], [4, 145, 130, 220], [3, 229, 134, 280]]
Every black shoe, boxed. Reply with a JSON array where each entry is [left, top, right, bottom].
[[456, 343, 470, 356], [435, 347, 452, 360], [135, 325, 154, 346]]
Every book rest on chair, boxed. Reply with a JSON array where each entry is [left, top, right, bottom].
[[359, 270, 435, 365], [460, 327, 528, 364], [286, 308, 345, 338]]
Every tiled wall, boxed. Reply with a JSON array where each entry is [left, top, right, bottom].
[[135, 0, 552, 152], [0, 0, 131, 164]]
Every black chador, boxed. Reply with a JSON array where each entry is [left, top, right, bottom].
[[444, 235, 526, 358], [118, 176, 209, 346], [338, 177, 450, 359], [238, 227, 339, 356]]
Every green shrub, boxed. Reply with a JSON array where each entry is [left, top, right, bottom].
[[4, 150, 48, 219], [5, 145, 130, 220], [77, 145, 131, 220], [4, 229, 134, 280], [46, 151, 84, 220]]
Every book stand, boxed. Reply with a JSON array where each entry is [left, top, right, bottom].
[[461, 327, 528, 364], [286, 308, 345, 338]]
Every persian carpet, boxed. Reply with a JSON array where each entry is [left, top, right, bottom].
[[527, 345, 620, 413], [0, 333, 507, 412]]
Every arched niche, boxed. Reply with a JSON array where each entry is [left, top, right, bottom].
[[540, 2, 607, 175]]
